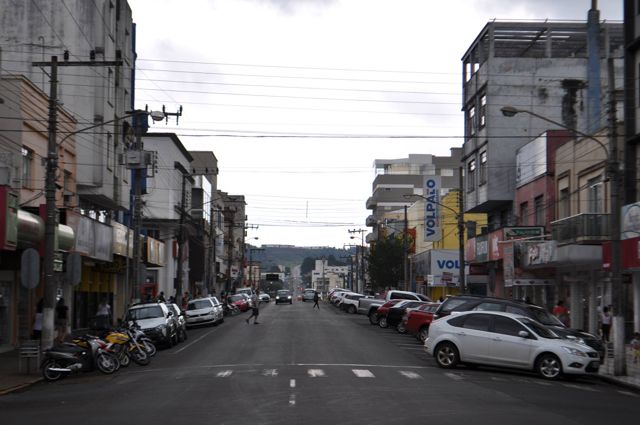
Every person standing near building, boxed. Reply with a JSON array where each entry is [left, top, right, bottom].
[[552, 300, 569, 326], [601, 306, 612, 343], [54, 298, 69, 344], [313, 291, 320, 310], [32, 299, 43, 340], [96, 298, 112, 330]]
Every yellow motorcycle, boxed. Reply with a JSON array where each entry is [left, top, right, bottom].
[[104, 328, 150, 366]]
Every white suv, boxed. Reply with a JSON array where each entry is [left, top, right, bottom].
[[340, 293, 366, 314], [425, 311, 600, 380]]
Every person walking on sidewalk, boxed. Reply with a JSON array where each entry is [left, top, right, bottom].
[[313, 291, 320, 310], [246, 290, 260, 324], [601, 306, 612, 343], [54, 298, 69, 344]]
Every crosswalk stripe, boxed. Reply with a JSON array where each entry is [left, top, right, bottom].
[[307, 369, 326, 377], [562, 383, 599, 392], [399, 371, 422, 379], [216, 370, 233, 378], [444, 372, 463, 381], [352, 369, 375, 378], [262, 369, 278, 377]]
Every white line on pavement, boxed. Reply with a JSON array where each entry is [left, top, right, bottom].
[[307, 369, 326, 377], [352, 369, 375, 378], [290, 379, 296, 388], [294, 363, 428, 369], [399, 371, 422, 379], [562, 383, 599, 392], [171, 328, 218, 354], [262, 369, 279, 377], [444, 372, 463, 381], [216, 370, 233, 378], [618, 390, 639, 397], [289, 394, 296, 406]]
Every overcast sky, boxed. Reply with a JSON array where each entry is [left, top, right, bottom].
[[128, 0, 622, 248]]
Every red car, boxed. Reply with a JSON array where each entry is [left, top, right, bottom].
[[369, 299, 403, 325], [228, 294, 251, 312], [402, 303, 440, 342]]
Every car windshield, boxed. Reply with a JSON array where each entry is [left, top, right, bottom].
[[277, 290, 290, 296], [528, 307, 565, 326], [519, 317, 561, 339], [127, 305, 163, 320], [417, 294, 431, 302], [188, 300, 212, 310], [229, 295, 245, 302]]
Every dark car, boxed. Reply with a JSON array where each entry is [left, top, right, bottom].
[[433, 295, 605, 358], [380, 300, 428, 329], [275, 290, 293, 304]]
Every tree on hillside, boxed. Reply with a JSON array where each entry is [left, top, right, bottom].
[[300, 257, 316, 275], [366, 236, 404, 293]]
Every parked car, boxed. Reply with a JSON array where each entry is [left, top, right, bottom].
[[259, 293, 271, 303], [332, 291, 354, 306], [425, 311, 600, 380], [328, 288, 350, 303], [165, 302, 188, 342], [403, 303, 440, 342], [302, 288, 316, 302], [367, 299, 403, 325], [433, 295, 605, 358], [380, 300, 428, 329], [357, 290, 431, 319], [236, 287, 256, 298], [228, 294, 251, 312], [340, 293, 367, 314], [275, 289, 293, 304], [185, 297, 224, 328], [125, 302, 178, 347]]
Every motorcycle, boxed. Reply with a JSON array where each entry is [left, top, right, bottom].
[[41, 335, 119, 382], [104, 327, 150, 366], [128, 321, 156, 358], [223, 303, 240, 317]]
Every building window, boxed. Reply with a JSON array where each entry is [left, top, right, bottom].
[[107, 132, 114, 171], [479, 94, 487, 128], [21, 147, 34, 188], [558, 188, 570, 219], [479, 150, 487, 184], [587, 176, 604, 213], [107, 68, 114, 106], [520, 202, 529, 225], [63, 171, 73, 206], [467, 159, 476, 192], [466, 105, 476, 137], [534, 195, 544, 226]]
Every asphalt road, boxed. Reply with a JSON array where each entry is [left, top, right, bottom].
[[1, 300, 639, 425]]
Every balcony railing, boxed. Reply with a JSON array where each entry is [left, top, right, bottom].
[[366, 215, 376, 227], [550, 213, 611, 245]]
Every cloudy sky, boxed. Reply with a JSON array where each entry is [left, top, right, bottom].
[[128, 0, 622, 248]]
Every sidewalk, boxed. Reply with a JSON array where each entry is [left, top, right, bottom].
[[0, 348, 43, 396], [0, 344, 639, 395]]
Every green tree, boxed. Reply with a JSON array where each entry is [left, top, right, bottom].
[[366, 236, 404, 293], [300, 257, 316, 275]]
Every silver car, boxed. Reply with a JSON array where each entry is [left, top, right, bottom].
[[166, 303, 187, 342], [185, 297, 224, 328], [425, 311, 600, 380]]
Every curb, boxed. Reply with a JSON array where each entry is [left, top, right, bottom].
[[598, 374, 640, 392], [0, 378, 43, 396]]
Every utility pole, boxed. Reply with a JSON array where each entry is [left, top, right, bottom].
[[175, 169, 189, 306], [458, 169, 466, 294], [403, 206, 409, 292], [34, 52, 122, 349], [608, 57, 626, 376], [349, 229, 366, 293]]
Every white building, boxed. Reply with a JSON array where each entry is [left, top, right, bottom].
[[311, 259, 349, 293]]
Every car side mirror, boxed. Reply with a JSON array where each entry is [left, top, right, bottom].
[[518, 330, 529, 338], [167, 311, 173, 317]]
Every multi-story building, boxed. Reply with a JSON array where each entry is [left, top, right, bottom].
[[366, 151, 462, 245], [461, 16, 624, 299], [311, 259, 349, 293], [220, 192, 246, 293]]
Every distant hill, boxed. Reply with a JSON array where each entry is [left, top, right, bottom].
[[254, 245, 355, 271]]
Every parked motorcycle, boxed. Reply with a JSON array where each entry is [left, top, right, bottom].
[[104, 328, 150, 366], [223, 303, 240, 317], [41, 335, 119, 382], [128, 321, 156, 358]]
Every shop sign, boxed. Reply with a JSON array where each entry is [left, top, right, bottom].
[[423, 176, 442, 241], [504, 226, 544, 240], [475, 234, 488, 263], [429, 249, 460, 286], [622, 202, 640, 240]]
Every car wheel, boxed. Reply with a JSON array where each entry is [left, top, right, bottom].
[[348, 305, 356, 314], [178, 328, 185, 342], [418, 326, 429, 343], [379, 316, 388, 328], [182, 328, 188, 340], [536, 353, 563, 380], [396, 323, 407, 334], [368, 312, 379, 325], [434, 342, 459, 369]]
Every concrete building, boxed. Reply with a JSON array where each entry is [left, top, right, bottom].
[[0, 0, 136, 214], [311, 259, 349, 294], [221, 193, 246, 293], [365, 151, 462, 245], [460, 16, 624, 300]]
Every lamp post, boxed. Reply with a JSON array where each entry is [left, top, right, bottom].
[[246, 237, 259, 287], [403, 193, 466, 294], [501, 104, 625, 376]]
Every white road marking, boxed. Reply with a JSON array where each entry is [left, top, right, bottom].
[[171, 328, 218, 354], [289, 394, 296, 406], [216, 370, 233, 378], [444, 372, 463, 381], [491, 376, 508, 382], [290, 379, 296, 388], [308, 369, 326, 377], [399, 371, 422, 379], [352, 369, 375, 378], [262, 369, 278, 377], [618, 390, 638, 397]]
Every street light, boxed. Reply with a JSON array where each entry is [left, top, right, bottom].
[[349, 229, 366, 293], [246, 237, 259, 288], [501, 104, 625, 376], [403, 193, 466, 294]]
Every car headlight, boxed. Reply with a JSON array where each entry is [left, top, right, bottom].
[[287, 296, 292, 299], [276, 296, 280, 300], [562, 346, 587, 357], [565, 335, 586, 345]]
